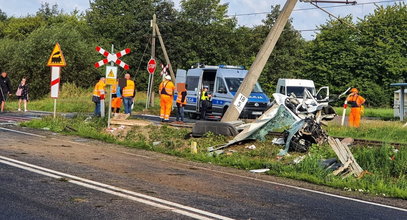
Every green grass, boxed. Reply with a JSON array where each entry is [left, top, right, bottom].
[[4, 83, 160, 114], [328, 120, 407, 144], [333, 107, 394, 119], [21, 116, 407, 199]]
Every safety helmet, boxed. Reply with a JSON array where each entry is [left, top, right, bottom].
[[165, 75, 171, 80], [203, 85, 209, 89], [350, 88, 359, 93]]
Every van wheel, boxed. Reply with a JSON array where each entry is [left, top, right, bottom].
[[189, 113, 198, 119]]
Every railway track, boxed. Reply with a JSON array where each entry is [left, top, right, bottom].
[[268, 132, 406, 148]]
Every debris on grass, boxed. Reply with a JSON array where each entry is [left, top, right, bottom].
[[250, 168, 270, 173], [245, 145, 256, 150]]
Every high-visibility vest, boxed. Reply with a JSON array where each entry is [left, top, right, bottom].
[[176, 90, 187, 105], [201, 91, 209, 101], [93, 81, 105, 97], [346, 94, 365, 108], [122, 80, 135, 97], [159, 80, 175, 96]]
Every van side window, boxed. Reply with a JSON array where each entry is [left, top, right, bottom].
[[216, 77, 227, 93], [186, 76, 199, 91], [280, 86, 285, 94]]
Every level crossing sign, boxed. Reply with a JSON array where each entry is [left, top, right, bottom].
[[94, 46, 131, 70], [47, 43, 66, 67]]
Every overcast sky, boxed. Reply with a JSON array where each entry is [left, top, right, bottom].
[[0, 0, 404, 40]]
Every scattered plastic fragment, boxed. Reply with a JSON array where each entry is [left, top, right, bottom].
[[249, 168, 270, 173]]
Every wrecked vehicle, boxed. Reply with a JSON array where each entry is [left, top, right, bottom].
[[211, 89, 337, 155]]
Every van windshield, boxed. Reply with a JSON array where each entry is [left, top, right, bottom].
[[286, 86, 314, 98], [225, 78, 263, 93]]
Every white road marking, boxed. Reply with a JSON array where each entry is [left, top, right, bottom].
[[0, 127, 46, 138], [0, 155, 233, 220], [2, 127, 407, 212]]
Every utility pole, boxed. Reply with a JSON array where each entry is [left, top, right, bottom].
[[221, 0, 298, 122], [155, 22, 176, 82], [146, 14, 157, 108]]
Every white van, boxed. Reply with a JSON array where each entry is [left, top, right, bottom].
[[276, 78, 329, 102], [175, 64, 270, 119]]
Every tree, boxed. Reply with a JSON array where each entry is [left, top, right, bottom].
[[0, 9, 7, 21]]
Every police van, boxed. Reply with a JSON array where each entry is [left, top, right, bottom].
[[174, 64, 270, 119]]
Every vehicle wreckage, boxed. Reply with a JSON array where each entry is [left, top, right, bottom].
[[194, 88, 363, 177]]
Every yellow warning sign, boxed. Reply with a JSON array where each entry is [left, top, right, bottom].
[[108, 70, 115, 77], [47, 43, 67, 67]]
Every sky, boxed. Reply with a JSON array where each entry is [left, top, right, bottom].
[[0, 0, 404, 40]]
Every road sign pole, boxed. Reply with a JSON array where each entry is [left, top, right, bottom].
[[146, 73, 152, 109], [107, 44, 114, 127], [221, 0, 298, 122], [150, 14, 157, 107], [53, 99, 57, 118]]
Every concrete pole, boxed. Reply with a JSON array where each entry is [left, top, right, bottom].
[[221, 0, 298, 122], [155, 23, 176, 82], [150, 14, 157, 107]]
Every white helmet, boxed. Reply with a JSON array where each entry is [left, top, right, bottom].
[[165, 75, 171, 80]]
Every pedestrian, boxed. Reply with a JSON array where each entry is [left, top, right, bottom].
[[159, 74, 175, 122], [16, 77, 29, 112], [200, 85, 211, 120], [122, 73, 136, 115], [346, 88, 365, 128], [0, 71, 12, 113], [176, 84, 187, 123], [111, 80, 122, 114], [92, 77, 106, 117]]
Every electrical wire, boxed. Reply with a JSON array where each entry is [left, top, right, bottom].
[[227, 0, 405, 17]]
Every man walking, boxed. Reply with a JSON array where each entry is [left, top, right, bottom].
[[92, 77, 106, 117], [346, 88, 366, 128], [176, 84, 187, 123], [122, 73, 136, 115], [0, 72, 12, 112], [159, 75, 175, 122]]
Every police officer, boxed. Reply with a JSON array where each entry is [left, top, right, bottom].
[[200, 86, 211, 120]]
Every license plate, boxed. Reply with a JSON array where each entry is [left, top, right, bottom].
[[252, 111, 263, 115]]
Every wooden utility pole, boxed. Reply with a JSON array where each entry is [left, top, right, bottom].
[[149, 14, 157, 107], [155, 23, 176, 82], [221, 0, 298, 122]]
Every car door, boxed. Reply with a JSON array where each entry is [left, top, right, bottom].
[[212, 77, 228, 115]]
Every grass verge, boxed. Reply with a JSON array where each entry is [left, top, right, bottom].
[[21, 116, 407, 199]]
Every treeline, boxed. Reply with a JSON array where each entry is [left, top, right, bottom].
[[0, 0, 406, 107]]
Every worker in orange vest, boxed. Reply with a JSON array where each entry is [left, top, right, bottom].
[[159, 75, 175, 122], [111, 80, 122, 114], [345, 88, 366, 128], [176, 84, 188, 123], [122, 73, 136, 115], [92, 77, 106, 117]]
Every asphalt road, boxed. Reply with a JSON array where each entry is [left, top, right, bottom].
[[0, 126, 406, 219]]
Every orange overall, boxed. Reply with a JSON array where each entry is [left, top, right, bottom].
[[159, 80, 175, 120], [347, 94, 365, 128], [111, 83, 122, 110]]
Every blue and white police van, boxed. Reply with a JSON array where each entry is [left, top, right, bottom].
[[174, 64, 270, 119]]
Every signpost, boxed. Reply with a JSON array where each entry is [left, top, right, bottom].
[[146, 58, 156, 109], [47, 43, 66, 118], [95, 45, 131, 128]]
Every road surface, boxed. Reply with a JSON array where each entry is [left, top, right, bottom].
[[0, 125, 406, 219]]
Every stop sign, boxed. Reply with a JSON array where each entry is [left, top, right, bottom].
[[147, 58, 156, 74]]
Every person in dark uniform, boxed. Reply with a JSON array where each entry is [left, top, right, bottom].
[[200, 86, 211, 120], [0, 72, 12, 113]]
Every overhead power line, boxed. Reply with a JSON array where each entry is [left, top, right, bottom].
[[227, 0, 405, 17]]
